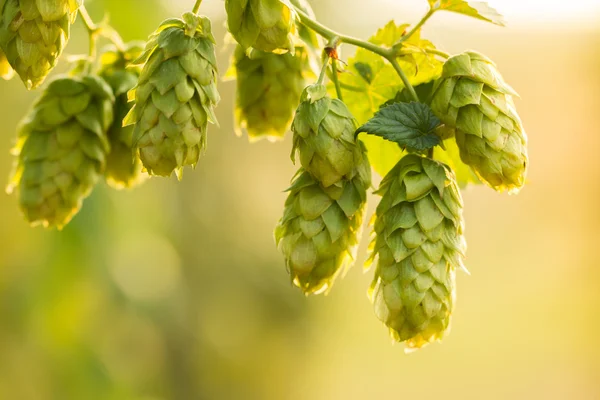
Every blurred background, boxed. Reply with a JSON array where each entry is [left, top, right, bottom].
[[0, 0, 599, 399]]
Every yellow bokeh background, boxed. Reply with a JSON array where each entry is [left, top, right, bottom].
[[0, 1, 598, 399]]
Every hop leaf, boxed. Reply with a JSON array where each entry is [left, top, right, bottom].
[[0, 0, 83, 89], [226, 0, 295, 54], [231, 44, 314, 142], [7, 74, 114, 228], [430, 51, 528, 193], [368, 154, 467, 350], [429, 0, 506, 26], [123, 12, 220, 178], [98, 42, 147, 189], [356, 102, 441, 151]]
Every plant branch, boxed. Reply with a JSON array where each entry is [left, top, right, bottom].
[[292, 5, 420, 102], [78, 5, 98, 58], [79, 6, 126, 55], [396, 8, 435, 45], [390, 58, 419, 102], [192, 0, 203, 14], [317, 54, 330, 85], [331, 59, 343, 101], [293, 7, 392, 59]]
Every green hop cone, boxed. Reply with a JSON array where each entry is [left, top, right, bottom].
[[7, 74, 114, 228], [0, 0, 83, 89], [232, 44, 313, 141], [367, 154, 467, 350], [98, 42, 146, 189], [0, 47, 14, 79], [276, 85, 372, 294], [430, 51, 528, 193], [225, 0, 295, 54], [123, 12, 220, 178], [275, 162, 370, 295], [292, 84, 367, 188]]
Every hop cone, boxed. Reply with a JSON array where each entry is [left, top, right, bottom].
[[7, 74, 114, 228], [98, 42, 146, 189], [232, 44, 313, 141], [275, 163, 370, 295], [0, 47, 14, 79], [368, 154, 467, 349], [430, 51, 528, 193], [0, 0, 83, 89], [124, 12, 220, 178], [292, 84, 367, 188], [275, 85, 372, 295], [226, 0, 295, 54]]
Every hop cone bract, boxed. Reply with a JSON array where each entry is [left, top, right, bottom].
[[226, 0, 295, 54], [275, 85, 372, 295], [98, 42, 146, 189], [232, 44, 313, 141], [368, 154, 466, 349], [0, 47, 14, 79], [292, 84, 367, 188], [7, 74, 114, 228], [430, 51, 528, 193], [275, 163, 370, 295], [124, 12, 220, 178], [0, 0, 83, 89]]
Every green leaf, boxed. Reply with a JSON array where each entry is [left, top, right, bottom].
[[430, 0, 506, 26], [356, 102, 441, 151], [331, 21, 443, 177]]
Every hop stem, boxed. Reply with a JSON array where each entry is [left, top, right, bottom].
[[291, 4, 422, 103], [331, 59, 343, 101], [192, 0, 203, 14], [78, 5, 98, 59]]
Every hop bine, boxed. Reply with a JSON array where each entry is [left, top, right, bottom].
[[123, 12, 220, 178], [430, 51, 528, 193], [225, 0, 295, 54], [368, 154, 467, 350], [0, 0, 83, 89], [7, 74, 114, 228], [232, 44, 313, 141], [275, 84, 372, 295], [98, 42, 146, 189]]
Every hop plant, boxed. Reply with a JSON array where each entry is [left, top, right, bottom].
[[368, 154, 467, 349], [292, 84, 367, 188], [430, 51, 528, 193], [232, 44, 313, 141], [225, 0, 295, 54], [124, 12, 220, 178], [0, 47, 14, 79], [98, 42, 146, 189], [275, 163, 370, 295], [275, 84, 372, 294], [7, 74, 114, 228], [0, 0, 83, 89]]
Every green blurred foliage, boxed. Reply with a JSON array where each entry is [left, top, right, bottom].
[[0, 1, 599, 400]]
